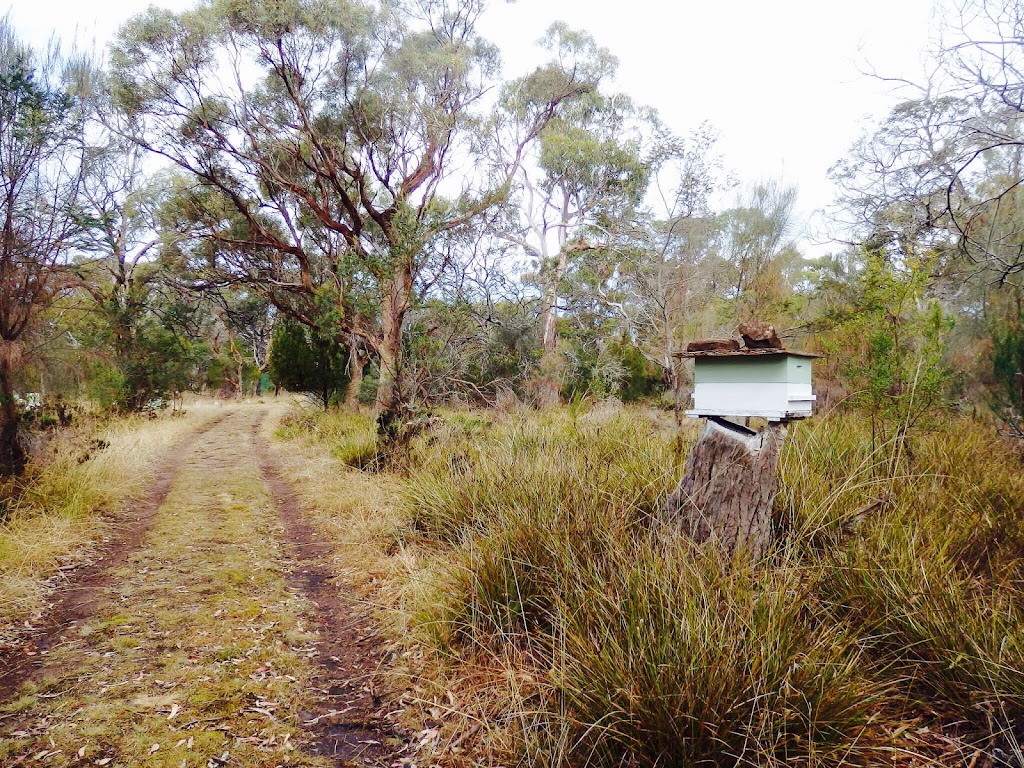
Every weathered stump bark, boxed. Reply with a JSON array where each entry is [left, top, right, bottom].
[[666, 418, 787, 559]]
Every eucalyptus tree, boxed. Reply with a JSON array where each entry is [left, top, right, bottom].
[[68, 104, 178, 408], [491, 23, 653, 402], [610, 125, 726, 401], [713, 180, 803, 323], [111, 0, 587, 423], [827, 1, 1024, 432], [831, 0, 1024, 285], [829, 88, 974, 282], [931, 0, 1024, 278], [0, 21, 86, 474]]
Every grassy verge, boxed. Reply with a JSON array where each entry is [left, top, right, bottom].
[[276, 403, 1024, 766], [0, 402, 222, 635]]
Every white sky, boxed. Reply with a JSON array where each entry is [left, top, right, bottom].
[[7, 0, 941, 255]]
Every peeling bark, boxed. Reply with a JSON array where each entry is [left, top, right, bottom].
[[344, 343, 369, 409], [376, 260, 413, 416]]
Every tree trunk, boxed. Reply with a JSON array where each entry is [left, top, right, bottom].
[[533, 350, 562, 408], [532, 250, 568, 407], [0, 348, 25, 476], [376, 261, 413, 430], [539, 283, 559, 354], [666, 418, 787, 559], [344, 344, 368, 409]]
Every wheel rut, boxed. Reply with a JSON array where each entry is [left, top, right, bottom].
[[0, 410, 230, 697], [256, 420, 402, 767], [0, 404, 406, 768]]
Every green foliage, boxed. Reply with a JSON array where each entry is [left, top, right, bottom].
[[123, 323, 204, 407], [610, 338, 664, 401], [267, 319, 348, 406], [817, 251, 954, 449], [555, 330, 665, 402], [991, 311, 1024, 436]]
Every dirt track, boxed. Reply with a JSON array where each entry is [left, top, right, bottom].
[[0, 405, 402, 767]]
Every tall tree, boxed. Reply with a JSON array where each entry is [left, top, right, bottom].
[[70, 88, 173, 409], [713, 180, 802, 323], [611, 125, 726, 402], [0, 21, 85, 473], [111, 0, 585, 424], [491, 23, 652, 403]]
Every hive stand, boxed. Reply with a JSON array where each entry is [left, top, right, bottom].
[[666, 335, 820, 558]]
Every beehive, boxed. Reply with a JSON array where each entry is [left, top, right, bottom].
[[680, 349, 819, 421]]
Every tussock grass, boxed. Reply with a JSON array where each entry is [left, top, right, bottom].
[[0, 403, 219, 631], [553, 545, 883, 767], [277, 406, 380, 469], [402, 408, 689, 544], [279, 404, 1024, 765], [784, 416, 1024, 735]]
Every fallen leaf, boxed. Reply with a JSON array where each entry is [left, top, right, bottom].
[[149, 743, 160, 754], [95, 759, 113, 766], [78, 746, 87, 758], [168, 703, 180, 721]]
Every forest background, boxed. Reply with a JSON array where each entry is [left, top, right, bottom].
[[5, 0, 1023, 462], [6, 0, 1024, 764]]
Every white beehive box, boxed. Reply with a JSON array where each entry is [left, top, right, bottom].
[[681, 349, 819, 421]]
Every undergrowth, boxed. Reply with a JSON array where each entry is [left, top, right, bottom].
[[287, 403, 1024, 766]]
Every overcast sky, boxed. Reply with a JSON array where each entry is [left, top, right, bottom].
[[6, 0, 940, 254]]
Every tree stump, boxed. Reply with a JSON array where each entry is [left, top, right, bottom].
[[666, 418, 787, 559]]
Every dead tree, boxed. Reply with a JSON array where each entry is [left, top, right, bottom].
[[666, 417, 787, 559]]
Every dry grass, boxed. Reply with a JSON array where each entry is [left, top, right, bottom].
[[265, 405, 407, 592], [275, 404, 1024, 767], [1, 405, 334, 767], [0, 401, 224, 634]]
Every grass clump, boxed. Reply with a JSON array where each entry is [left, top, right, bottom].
[[398, 408, 1024, 765], [277, 407, 379, 468], [782, 415, 1024, 742], [822, 524, 1024, 722], [400, 408, 884, 765], [554, 544, 883, 767], [402, 408, 688, 544]]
